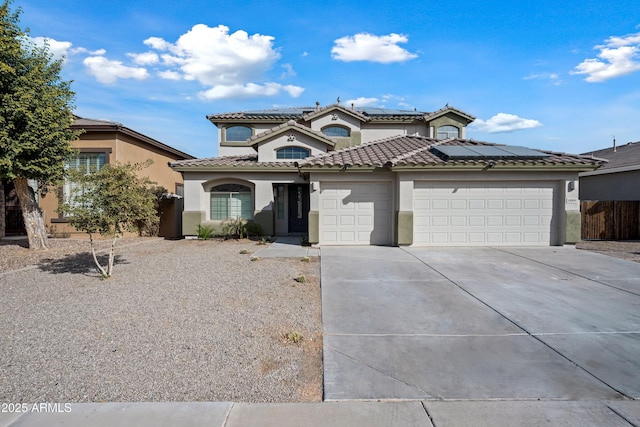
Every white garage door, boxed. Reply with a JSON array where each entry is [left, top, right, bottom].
[[320, 181, 392, 245], [414, 181, 557, 246]]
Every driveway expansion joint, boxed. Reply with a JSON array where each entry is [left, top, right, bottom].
[[400, 246, 633, 400], [326, 344, 435, 399]]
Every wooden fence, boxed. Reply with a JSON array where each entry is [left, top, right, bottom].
[[581, 201, 640, 240]]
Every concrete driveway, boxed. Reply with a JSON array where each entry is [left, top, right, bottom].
[[321, 246, 640, 401]]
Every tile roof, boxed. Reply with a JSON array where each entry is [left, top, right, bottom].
[[170, 155, 296, 169], [248, 120, 336, 147], [581, 141, 640, 169], [207, 105, 434, 123], [299, 136, 604, 169], [72, 116, 195, 160]]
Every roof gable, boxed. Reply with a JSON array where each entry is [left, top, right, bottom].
[[301, 104, 369, 123], [424, 105, 476, 124], [248, 120, 336, 149]]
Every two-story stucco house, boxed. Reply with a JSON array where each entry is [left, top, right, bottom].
[[170, 103, 603, 246]]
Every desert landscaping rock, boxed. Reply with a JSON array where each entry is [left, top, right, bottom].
[[0, 238, 322, 403]]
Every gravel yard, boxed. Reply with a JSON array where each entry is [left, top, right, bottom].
[[0, 238, 322, 403]]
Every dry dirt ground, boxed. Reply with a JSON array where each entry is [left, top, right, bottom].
[[0, 237, 322, 403], [574, 240, 640, 263]]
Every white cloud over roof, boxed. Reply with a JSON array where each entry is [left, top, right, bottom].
[[83, 55, 149, 84], [199, 82, 304, 100], [571, 31, 640, 82], [471, 113, 542, 133], [331, 33, 418, 63]]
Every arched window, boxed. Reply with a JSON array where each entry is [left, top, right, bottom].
[[225, 125, 252, 142], [437, 125, 460, 139], [276, 146, 310, 160], [321, 126, 350, 137], [210, 183, 253, 220]]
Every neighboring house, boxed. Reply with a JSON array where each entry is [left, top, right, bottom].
[[579, 141, 640, 201], [171, 103, 602, 246], [0, 117, 195, 239], [579, 141, 640, 240]]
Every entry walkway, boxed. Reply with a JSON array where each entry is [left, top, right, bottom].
[[252, 235, 320, 258]]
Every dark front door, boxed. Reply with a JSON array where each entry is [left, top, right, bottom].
[[288, 184, 309, 233]]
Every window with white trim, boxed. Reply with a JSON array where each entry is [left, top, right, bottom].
[[63, 152, 107, 209], [437, 125, 460, 139], [210, 183, 253, 220], [276, 146, 310, 160]]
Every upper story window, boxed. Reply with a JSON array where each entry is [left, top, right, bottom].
[[321, 126, 350, 137], [276, 146, 310, 160], [225, 125, 252, 142], [437, 125, 460, 139]]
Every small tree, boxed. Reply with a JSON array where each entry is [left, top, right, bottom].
[[59, 161, 159, 278], [0, 1, 81, 249]]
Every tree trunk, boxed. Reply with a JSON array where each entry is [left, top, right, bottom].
[[13, 177, 49, 250]]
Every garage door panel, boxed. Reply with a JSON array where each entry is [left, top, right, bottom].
[[320, 182, 392, 245], [414, 181, 556, 246]]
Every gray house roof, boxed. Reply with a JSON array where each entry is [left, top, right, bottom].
[[171, 136, 604, 172], [206, 104, 468, 125], [581, 141, 640, 170], [299, 136, 604, 170]]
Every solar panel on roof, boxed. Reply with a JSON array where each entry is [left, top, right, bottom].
[[432, 145, 550, 159], [496, 146, 550, 157]]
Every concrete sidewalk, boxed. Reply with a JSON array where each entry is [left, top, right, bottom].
[[3, 400, 639, 426]]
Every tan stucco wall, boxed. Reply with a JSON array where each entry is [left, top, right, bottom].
[[41, 131, 188, 237], [308, 210, 319, 243], [397, 211, 413, 245]]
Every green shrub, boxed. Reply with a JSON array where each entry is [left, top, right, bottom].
[[221, 218, 263, 239], [197, 224, 215, 240], [285, 331, 302, 343], [294, 275, 306, 283]]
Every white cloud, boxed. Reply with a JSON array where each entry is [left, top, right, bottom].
[[144, 37, 170, 50], [128, 51, 160, 65], [199, 82, 304, 100], [471, 113, 542, 133], [571, 31, 640, 82], [331, 33, 418, 63], [345, 97, 379, 107], [83, 55, 150, 84], [158, 70, 182, 80], [147, 24, 280, 85], [280, 63, 296, 78], [30, 36, 73, 61], [137, 24, 302, 100]]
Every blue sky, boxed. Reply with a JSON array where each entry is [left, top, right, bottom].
[[14, 0, 640, 158]]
